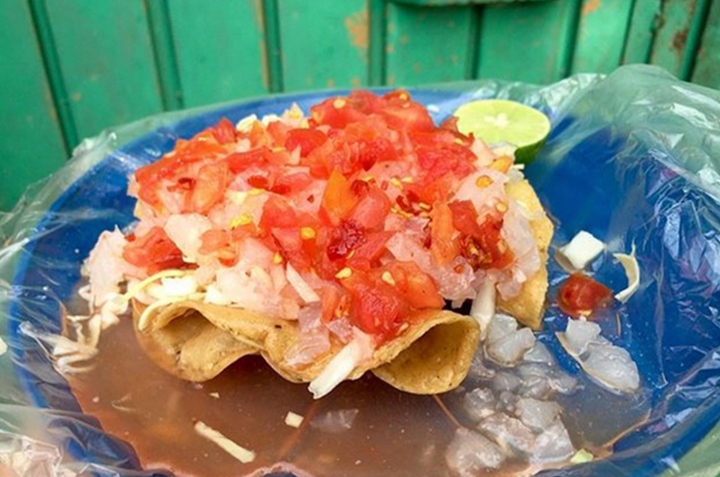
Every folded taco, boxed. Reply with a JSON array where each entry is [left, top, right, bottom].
[[82, 90, 553, 398]]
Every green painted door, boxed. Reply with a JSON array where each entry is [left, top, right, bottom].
[[2, 0, 720, 210]]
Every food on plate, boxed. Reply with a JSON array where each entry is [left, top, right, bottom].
[[452, 99, 551, 164], [80, 89, 553, 398]]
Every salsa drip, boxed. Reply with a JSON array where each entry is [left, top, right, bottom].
[[119, 90, 527, 346]]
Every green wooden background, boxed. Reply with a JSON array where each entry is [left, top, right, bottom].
[[1, 0, 718, 211]]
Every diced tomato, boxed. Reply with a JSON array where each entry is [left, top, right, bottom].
[[199, 229, 240, 266], [211, 118, 237, 144], [123, 226, 186, 274], [319, 285, 347, 323], [429, 202, 460, 265], [266, 120, 291, 147], [326, 220, 366, 261], [310, 96, 368, 129], [188, 161, 228, 213], [320, 168, 358, 225], [271, 171, 313, 195], [558, 273, 613, 318], [247, 175, 270, 189], [225, 148, 270, 174], [342, 271, 409, 343], [347, 231, 394, 269], [382, 261, 444, 309], [380, 103, 435, 133], [347, 187, 391, 231], [448, 200, 482, 237], [416, 145, 476, 182], [259, 196, 298, 230], [285, 129, 328, 156], [447, 200, 514, 270], [358, 136, 397, 170]]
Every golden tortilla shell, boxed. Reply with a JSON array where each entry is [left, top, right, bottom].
[[132, 300, 480, 394], [497, 179, 554, 329]]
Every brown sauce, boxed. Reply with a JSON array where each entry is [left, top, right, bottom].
[[65, 313, 650, 477]]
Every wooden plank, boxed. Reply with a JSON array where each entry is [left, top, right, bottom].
[[648, 0, 710, 80], [572, 0, 634, 75], [477, 0, 581, 84], [167, 0, 268, 107], [368, 0, 388, 85], [385, 3, 474, 86], [0, 0, 67, 211], [278, 0, 369, 91], [692, 0, 720, 89], [45, 0, 164, 141], [147, 0, 182, 110], [622, 0, 662, 64]]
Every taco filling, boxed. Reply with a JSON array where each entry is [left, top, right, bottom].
[[81, 90, 553, 398]]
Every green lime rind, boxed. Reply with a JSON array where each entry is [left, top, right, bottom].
[[453, 99, 551, 164]]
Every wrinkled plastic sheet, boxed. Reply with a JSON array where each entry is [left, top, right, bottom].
[[2, 64, 720, 477]]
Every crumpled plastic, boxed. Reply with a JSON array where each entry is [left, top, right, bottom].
[[1, 64, 720, 477]]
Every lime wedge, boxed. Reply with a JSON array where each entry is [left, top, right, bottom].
[[453, 99, 551, 164]]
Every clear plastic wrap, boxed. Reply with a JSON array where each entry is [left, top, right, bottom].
[[1, 64, 720, 476]]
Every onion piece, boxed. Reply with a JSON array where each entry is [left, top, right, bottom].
[[285, 264, 320, 304], [557, 231, 605, 270], [194, 421, 256, 463], [470, 280, 496, 340], [308, 330, 373, 399], [236, 114, 259, 133], [284, 411, 304, 428], [0, 336, 7, 357], [613, 246, 640, 303]]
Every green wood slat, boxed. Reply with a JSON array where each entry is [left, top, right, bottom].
[[263, 0, 284, 93], [45, 0, 164, 142], [648, 0, 708, 79], [167, 0, 268, 107], [692, 0, 720, 89], [278, 0, 369, 91], [572, 0, 634, 74], [368, 0, 387, 86], [622, 0, 661, 64], [0, 0, 67, 211], [385, 3, 474, 86], [147, 0, 182, 110], [477, 0, 581, 84]]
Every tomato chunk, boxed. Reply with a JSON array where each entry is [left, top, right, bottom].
[[123, 227, 186, 274], [558, 273, 613, 317], [342, 271, 409, 343]]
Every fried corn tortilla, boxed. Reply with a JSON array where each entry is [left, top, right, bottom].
[[132, 179, 552, 394], [133, 300, 480, 394], [497, 179, 554, 329]]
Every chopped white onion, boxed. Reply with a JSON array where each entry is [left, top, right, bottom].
[[194, 421, 256, 463], [284, 411, 304, 428], [470, 281, 496, 340], [308, 330, 372, 399], [261, 113, 282, 125], [613, 248, 640, 303], [285, 264, 320, 304], [557, 231, 605, 270], [159, 275, 199, 298], [0, 336, 7, 357], [236, 114, 259, 133]]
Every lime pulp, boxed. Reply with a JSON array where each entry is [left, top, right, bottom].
[[453, 99, 551, 164]]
